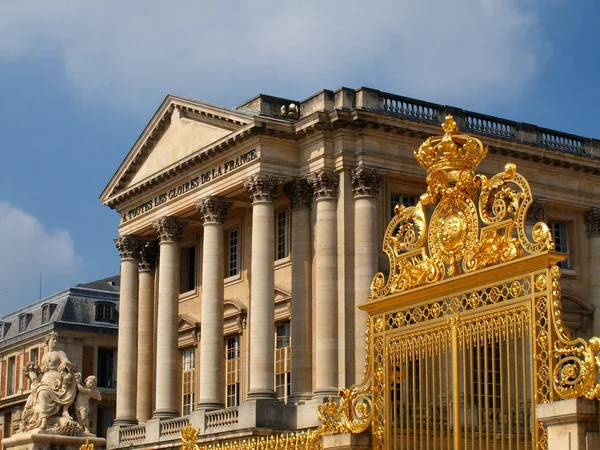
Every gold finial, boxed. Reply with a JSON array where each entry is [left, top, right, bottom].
[[180, 423, 200, 450], [441, 114, 458, 134], [79, 440, 94, 450]]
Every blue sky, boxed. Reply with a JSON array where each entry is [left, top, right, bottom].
[[0, 0, 598, 317]]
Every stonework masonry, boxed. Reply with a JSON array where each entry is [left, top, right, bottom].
[[99, 86, 600, 449]]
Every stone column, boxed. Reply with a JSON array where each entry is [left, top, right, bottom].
[[152, 216, 186, 419], [307, 169, 339, 396], [284, 180, 313, 402], [585, 208, 600, 337], [114, 235, 143, 426], [351, 166, 383, 384], [136, 241, 157, 423], [244, 173, 281, 399], [196, 197, 229, 410]]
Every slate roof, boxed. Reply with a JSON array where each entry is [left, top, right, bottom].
[[0, 276, 120, 349]]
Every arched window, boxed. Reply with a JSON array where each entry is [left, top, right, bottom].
[[95, 302, 115, 323], [41, 304, 56, 324]]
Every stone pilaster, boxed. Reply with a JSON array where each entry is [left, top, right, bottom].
[[307, 169, 339, 396], [351, 166, 382, 384], [196, 197, 229, 410], [284, 180, 313, 402], [585, 208, 600, 337], [136, 240, 157, 423], [152, 216, 186, 419], [114, 235, 143, 426], [245, 173, 280, 399]]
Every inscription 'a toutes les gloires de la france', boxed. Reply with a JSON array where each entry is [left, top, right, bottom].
[[121, 149, 258, 222]]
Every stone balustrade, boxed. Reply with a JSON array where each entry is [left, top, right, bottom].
[[159, 417, 189, 437], [119, 425, 146, 443], [205, 408, 240, 430]]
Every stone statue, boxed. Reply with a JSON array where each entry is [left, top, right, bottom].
[[19, 332, 101, 436], [74, 374, 102, 435]]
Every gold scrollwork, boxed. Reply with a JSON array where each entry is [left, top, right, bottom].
[[371, 116, 555, 300], [180, 423, 200, 450], [550, 266, 600, 399]]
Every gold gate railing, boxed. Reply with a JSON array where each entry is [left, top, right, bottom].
[[180, 116, 600, 450]]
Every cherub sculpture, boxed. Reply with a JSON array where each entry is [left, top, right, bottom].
[[74, 374, 102, 435]]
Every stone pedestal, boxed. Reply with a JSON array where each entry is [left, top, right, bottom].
[[537, 398, 599, 450], [2, 431, 106, 450], [322, 433, 371, 450]]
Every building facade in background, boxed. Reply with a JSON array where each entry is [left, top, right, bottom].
[[100, 87, 600, 449], [0, 277, 120, 447]]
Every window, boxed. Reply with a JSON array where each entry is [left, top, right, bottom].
[[95, 303, 115, 323], [549, 221, 569, 269], [6, 356, 15, 396], [180, 246, 196, 294], [390, 193, 417, 218], [97, 348, 116, 388], [182, 348, 196, 415], [225, 336, 241, 408], [275, 322, 291, 403], [30, 348, 39, 365], [42, 305, 50, 324], [18, 315, 28, 333], [275, 209, 290, 260], [228, 229, 240, 278]]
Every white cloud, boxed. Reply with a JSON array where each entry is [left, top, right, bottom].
[[0, 0, 550, 112], [0, 201, 82, 317]]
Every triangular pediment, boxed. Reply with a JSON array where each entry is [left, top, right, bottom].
[[275, 287, 291, 303], [100, 95, 252, 205], [178, 314, 199, 332]]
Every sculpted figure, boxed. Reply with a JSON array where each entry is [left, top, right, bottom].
[[74, 374, 102, 434], [20, 332, 80, 434]]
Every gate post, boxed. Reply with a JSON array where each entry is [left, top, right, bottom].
[[537, 399, 599, 450]]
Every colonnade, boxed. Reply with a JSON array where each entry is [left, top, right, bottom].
[[112, 166, 383, 425]]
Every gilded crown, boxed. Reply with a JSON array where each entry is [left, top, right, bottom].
[[414, 115, 487, 181]]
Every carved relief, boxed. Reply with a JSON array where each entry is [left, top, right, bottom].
[[351, 166, 384, 198], [139, 240, 158, 271], [244, 173, 281, 203], [195, 196, 230, 224], [284, 179, 312, 210], [584, 208, 600, 237], [526, 199, 546, 224], [153, 216, 187, 243], [114, 235, 143, 260], [306, 169, 339, 200]]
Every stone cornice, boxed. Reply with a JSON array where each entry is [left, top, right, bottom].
[[104, 107, 600, 210]]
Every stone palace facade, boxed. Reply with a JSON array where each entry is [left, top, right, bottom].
[[0, 276, 119, 448], [100, 87, 600, 448]]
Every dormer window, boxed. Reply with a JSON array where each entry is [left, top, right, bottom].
[[41, 304, 56, 324], [95, 302, 115, 323], [18, 314, 31, 333]]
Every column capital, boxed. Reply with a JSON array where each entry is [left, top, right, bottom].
[[306, 169, 339, 200], [284, 179, 312, 210], [152, 216, 187, 243], [351, 165, 384, 198], [526, 199, 546, 224], [114, 235, 143, 259], [139, 241, 158, 271], [585, 208, 600, 237], [195, 196, 230, 224], [244, 173, 281, 203]]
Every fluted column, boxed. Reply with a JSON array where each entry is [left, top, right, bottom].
[[196, 197, 229, 410], [585, 209, 600, 337], [284, 180, 313, 402], [307, 169, 339, 396], [136, 241, 157, 423], [114, 235, 143, 426], [245, 173, 281, 399], [351, 166, 383, 383], [152, 216, 186, 419]]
